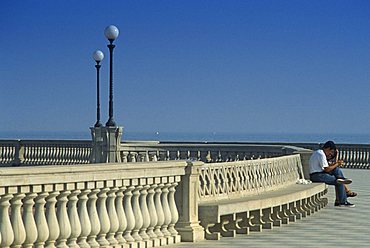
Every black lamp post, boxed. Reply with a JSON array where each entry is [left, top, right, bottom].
[[93, 50, 104, 127], [104, 25, 119, 127]]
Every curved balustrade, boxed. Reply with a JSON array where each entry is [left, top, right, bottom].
[[120, 142, 292, 163], [0, 161, 185, 247], [197, 154, 303, 202], [1, 139, 369, 169]]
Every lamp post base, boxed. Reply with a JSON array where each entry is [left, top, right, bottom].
[[90, 126, 123, 163], [105, 117, 116, 127]]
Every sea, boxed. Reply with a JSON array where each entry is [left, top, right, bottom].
[[0, 131, 369, 144]]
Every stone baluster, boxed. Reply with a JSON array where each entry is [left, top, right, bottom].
[[146, 184, 158, 239], [0, 193, 14, 248], [56, 190, 71, 248], [168, 182, 179, 236], [150, 152, 158, 161], [217, 151, 222, 162], [156, 150, 161, 161], [10, 193, 26, 248], [132, 185, 143, 241], [139, 185, 151, 241], [45, 191, 60, 248], [129, 153, 137, 162], [67, 190, 81, 247], [31, 145, 38, 164], [23, 192, 38, 248], [197, 151, 201, 161], [77, 189, 91, 248], [145, 151, 150, 162], [206, 151, 212, 162], [154, 184, 165, 238], [106, 188, 119, 246], [166, 151, 171, 161], [161, 183, 172, 237], [115, 187, 127, 245], [123, 186, 136, 243], [96, 188, 110, 246], [87, 189, 100, 247], [34, 192, 49, 248], [121, 152, 128, 163]]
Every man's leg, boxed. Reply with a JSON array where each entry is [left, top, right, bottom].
[[310, 173, 347, 204], [329, 167, 345, 179], [330, 167, 352, 195]]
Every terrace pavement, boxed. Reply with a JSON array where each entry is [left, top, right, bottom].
[[169, 169, 370, 248]]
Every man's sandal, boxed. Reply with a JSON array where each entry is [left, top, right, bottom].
[[346, 191, 358, 197]]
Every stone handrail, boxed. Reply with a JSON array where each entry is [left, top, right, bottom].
[[197, 154, 303, 203], [0, 161, 185, 247]]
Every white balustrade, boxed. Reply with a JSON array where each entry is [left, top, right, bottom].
[[0, 161, 186, 247], [198, 155, 302, 202]]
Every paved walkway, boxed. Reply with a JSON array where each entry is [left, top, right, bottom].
[[169, 169, 370, 248]]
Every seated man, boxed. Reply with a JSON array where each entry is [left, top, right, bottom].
[[309, 140, 355, 207]]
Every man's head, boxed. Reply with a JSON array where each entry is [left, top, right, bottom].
[[322, 140, 337, 158]]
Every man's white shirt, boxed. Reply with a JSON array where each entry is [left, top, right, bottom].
[[309, 149, 329, 174]]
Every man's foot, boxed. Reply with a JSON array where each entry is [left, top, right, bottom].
[[336, 178, 352, 184], [335, 201, 355, 207], [347, 191, 358, 197]]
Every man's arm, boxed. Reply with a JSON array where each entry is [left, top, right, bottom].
[[323, 160, 344, 172]]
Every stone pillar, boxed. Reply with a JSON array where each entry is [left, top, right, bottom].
[[293, 149, 313, 180], [175, 161, 204, 242], [103, 126, 123, 163], [90, 127, 104, 163], [91, 126, 123, 163]]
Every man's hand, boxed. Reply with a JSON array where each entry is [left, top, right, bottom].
[[337, 160, 344, 167]]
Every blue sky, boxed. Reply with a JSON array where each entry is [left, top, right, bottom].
[[1, 0, 369, 136]]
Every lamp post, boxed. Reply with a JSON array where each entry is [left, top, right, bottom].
[[93, 50, 104, 127], [104, 25, 119, 127]]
